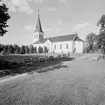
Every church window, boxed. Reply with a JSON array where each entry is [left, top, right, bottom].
[[60, 44, 62, 49], [66, 44, 68, 49], [54, 44, 56, 49]]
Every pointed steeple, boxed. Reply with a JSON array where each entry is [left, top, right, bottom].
[[35, 10, 43, 33]]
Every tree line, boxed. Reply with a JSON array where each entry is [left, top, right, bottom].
[[0, 44, 48, 55], [84, 14, 105, 55]]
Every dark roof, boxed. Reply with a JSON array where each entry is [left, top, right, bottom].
[[74, 37, 83, 42], [34, 38, 47, 44], [49, 34, 77, 42], [35, 14, 43, 33], [34, 34, 78, 44]]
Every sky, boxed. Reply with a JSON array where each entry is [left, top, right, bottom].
[[0, 0, 104, 45]]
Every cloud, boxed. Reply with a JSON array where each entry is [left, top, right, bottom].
[[25, 25, 35, 32], [72, 23, 90, 31], [44, 28, 52, 32], [6, 0, 34, 14], [72, 23, 100, 40], [59, 0, 67, 4], [57, 20, 63, 24], [56, 28, 61, 32], [47, 7, 56, 11], [33, 0, 43, 3]]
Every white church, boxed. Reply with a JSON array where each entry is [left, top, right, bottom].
[[33, 13, 84, 54]]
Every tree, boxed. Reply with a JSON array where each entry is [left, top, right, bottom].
[[8, 44, 14, 54], [34, 47, 37, 53], [44, 46, 48, 53], [96, 32, 105, 54], [20, 45, 25, 54], [0, 43, 3, 52], [38, 46, 43, 53], [29, 44, 34, 54], [15, 46, 20, 54], [13, 44, 18, 54], [97, 14, 105, 33], [96, 15, 105, 54], [0, 0, 10, 36], [25, 45, 29, 54], [3, 45, 8, 55], [85, 33, 97, 52]]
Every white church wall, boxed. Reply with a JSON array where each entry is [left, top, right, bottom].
[[45, 39, 52, 53], [52, 41, 73, 53], [75, 41, 83, 53]]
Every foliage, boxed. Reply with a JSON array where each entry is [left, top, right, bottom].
[[3, 45, 8, 55], [85, 33, 97, 53], [8, 45, 14, 54], [20, 45, 25, 54], [15, 46, 20, 54], [0, 1, 10, 36], [96, 14, 105, 54], [0, 43, 3, 52], [44, 46, 48, 53], [96, 32, 105, 54], [13, 44, 18, 54], [25, 45, 29, 54], [97, 14, 105, 32], [34, 47, 37, 53], [29, 44, 34, 54], [38, 46, 43, 53]]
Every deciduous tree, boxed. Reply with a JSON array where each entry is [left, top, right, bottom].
[[20, 45, 25, 54], [25, 45, 29, 54], [29, 44, 34, 54], [0, 0, 10, 36], [85, 33, 97, 52], [96, 14, 105, 54]]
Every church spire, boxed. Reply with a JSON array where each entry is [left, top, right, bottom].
[[35, 10, 43, 33]]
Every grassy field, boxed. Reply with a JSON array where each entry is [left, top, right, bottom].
[[0, 54, 105, 105]]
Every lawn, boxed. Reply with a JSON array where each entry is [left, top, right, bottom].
[[0, 54, 105, 105]]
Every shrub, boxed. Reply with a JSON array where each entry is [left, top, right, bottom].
[[38, 46, 43, 53], [44, 47, 48, 53], [49, 56, 54, 61], [39, 57, 45, 62]]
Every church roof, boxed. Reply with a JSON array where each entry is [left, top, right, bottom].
[[74, 37, 83, 41], [34, 34, 83, 44], [35, 12, 43, 33]]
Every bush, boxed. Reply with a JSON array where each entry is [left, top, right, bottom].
[[39, 57, 45, 62], [49, 56, 54, 61], [44, 47, 48, 53], [38, 46, 43, 53]]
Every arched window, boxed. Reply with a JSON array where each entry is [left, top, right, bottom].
[[60, 44, 62, 49], [66, 44, 68, 49], [54, 44, 56, 49]]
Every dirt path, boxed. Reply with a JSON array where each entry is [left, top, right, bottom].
[[0, 54, 105, 105]]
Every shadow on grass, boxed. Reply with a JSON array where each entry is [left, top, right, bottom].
[[0, 57, 75, 77]]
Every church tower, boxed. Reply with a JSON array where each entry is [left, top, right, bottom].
[[33, 11, 44, 43]]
